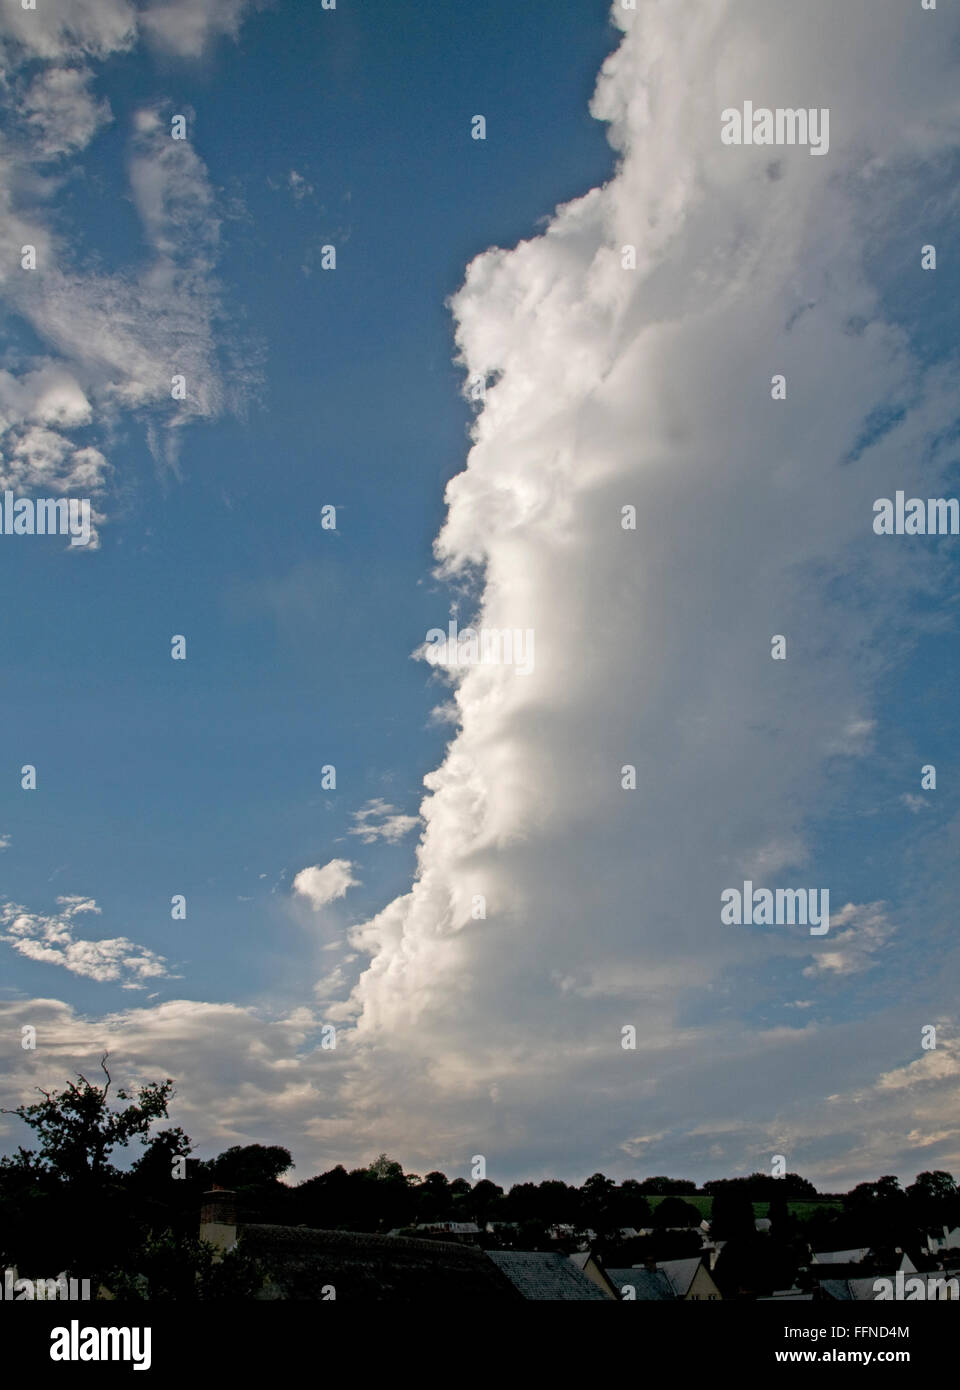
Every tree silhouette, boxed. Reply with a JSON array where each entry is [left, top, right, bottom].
[[1, 1055, 178, 1188]]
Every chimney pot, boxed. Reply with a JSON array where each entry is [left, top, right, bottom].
[[200, 1188, 238, 1227]]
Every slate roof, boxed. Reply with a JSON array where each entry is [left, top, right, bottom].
[[818, 1275, 894, 1302], [848, 1276, 890, 1301], [237, 1225, 522, 1302], [658, 1257, 703, 1296], [818, 1279, 854, 1301], [606, 1268, 676, 1301], [812, 1248, 870, 1265], [485, 1250, 610, 1300]]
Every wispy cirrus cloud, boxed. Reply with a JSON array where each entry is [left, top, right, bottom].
[[803, 902, 896, 979], [0, 0, 263, 538], [140, 0, 268, 58]]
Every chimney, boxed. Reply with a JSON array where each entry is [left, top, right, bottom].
[[200, 1186, 238, 1254]]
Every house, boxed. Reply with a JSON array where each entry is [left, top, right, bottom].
[[925, 1225, 960, 1256], [758, 1289, 814, 1301], [700, 1240, 725, 1270], [547, 1224, 579, 1241], [808, 1249, 915, 1288], [485, 1250, 611, 1300], [568, 1251, 619, 1299], [658, 1256, 723, 1300], [395, 1221, 481, 1241], [199, 1189, 521, 1301], [199, 1185, 239, 1253], [607, 1257, 722, 1301]]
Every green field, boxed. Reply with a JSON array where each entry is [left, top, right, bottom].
[[644, 1195, 842, 1222]]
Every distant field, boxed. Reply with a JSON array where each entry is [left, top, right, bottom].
[[644, 1195, 843, 1221]]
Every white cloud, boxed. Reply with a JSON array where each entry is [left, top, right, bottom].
[[323, 0, 960, 1177], [1, 0, 958, 1188], [0, 896, 171, 989], [293, 859, 359, 911], [873, 1041, 960, 1094], [287, 169, 315, 203], [0, 99, 236, 508], [314, 965, 348, 1001], [0, 0, 137, 71], [0, 0, 261, 68], [20, 66, 112, 159], [802, 902, 895, 978], [0, 5, 261, 532], [18, 104, 228, 436], [0, 996, 341, 1162], [348, 799, 419, 845], [140, 0, 265, 57]]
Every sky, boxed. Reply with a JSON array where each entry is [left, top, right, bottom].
[[1, 0, 960, 1194]]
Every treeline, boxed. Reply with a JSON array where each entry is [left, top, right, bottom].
[[1, 1062, 957, 1298]]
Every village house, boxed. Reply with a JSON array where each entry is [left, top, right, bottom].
[[568, 1251, 620, 1299], [486, 1250, 612, 1300], [607, 1256, 722, 1301], [925, 1226, 960, 1257], [199, 1189, 521, 1301]]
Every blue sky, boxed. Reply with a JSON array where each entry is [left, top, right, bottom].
[[0, 0, 617, 1012], [1, 0, 960, 1192]]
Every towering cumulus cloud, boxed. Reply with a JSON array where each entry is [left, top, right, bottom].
[[339, 1, 960, 1180]]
